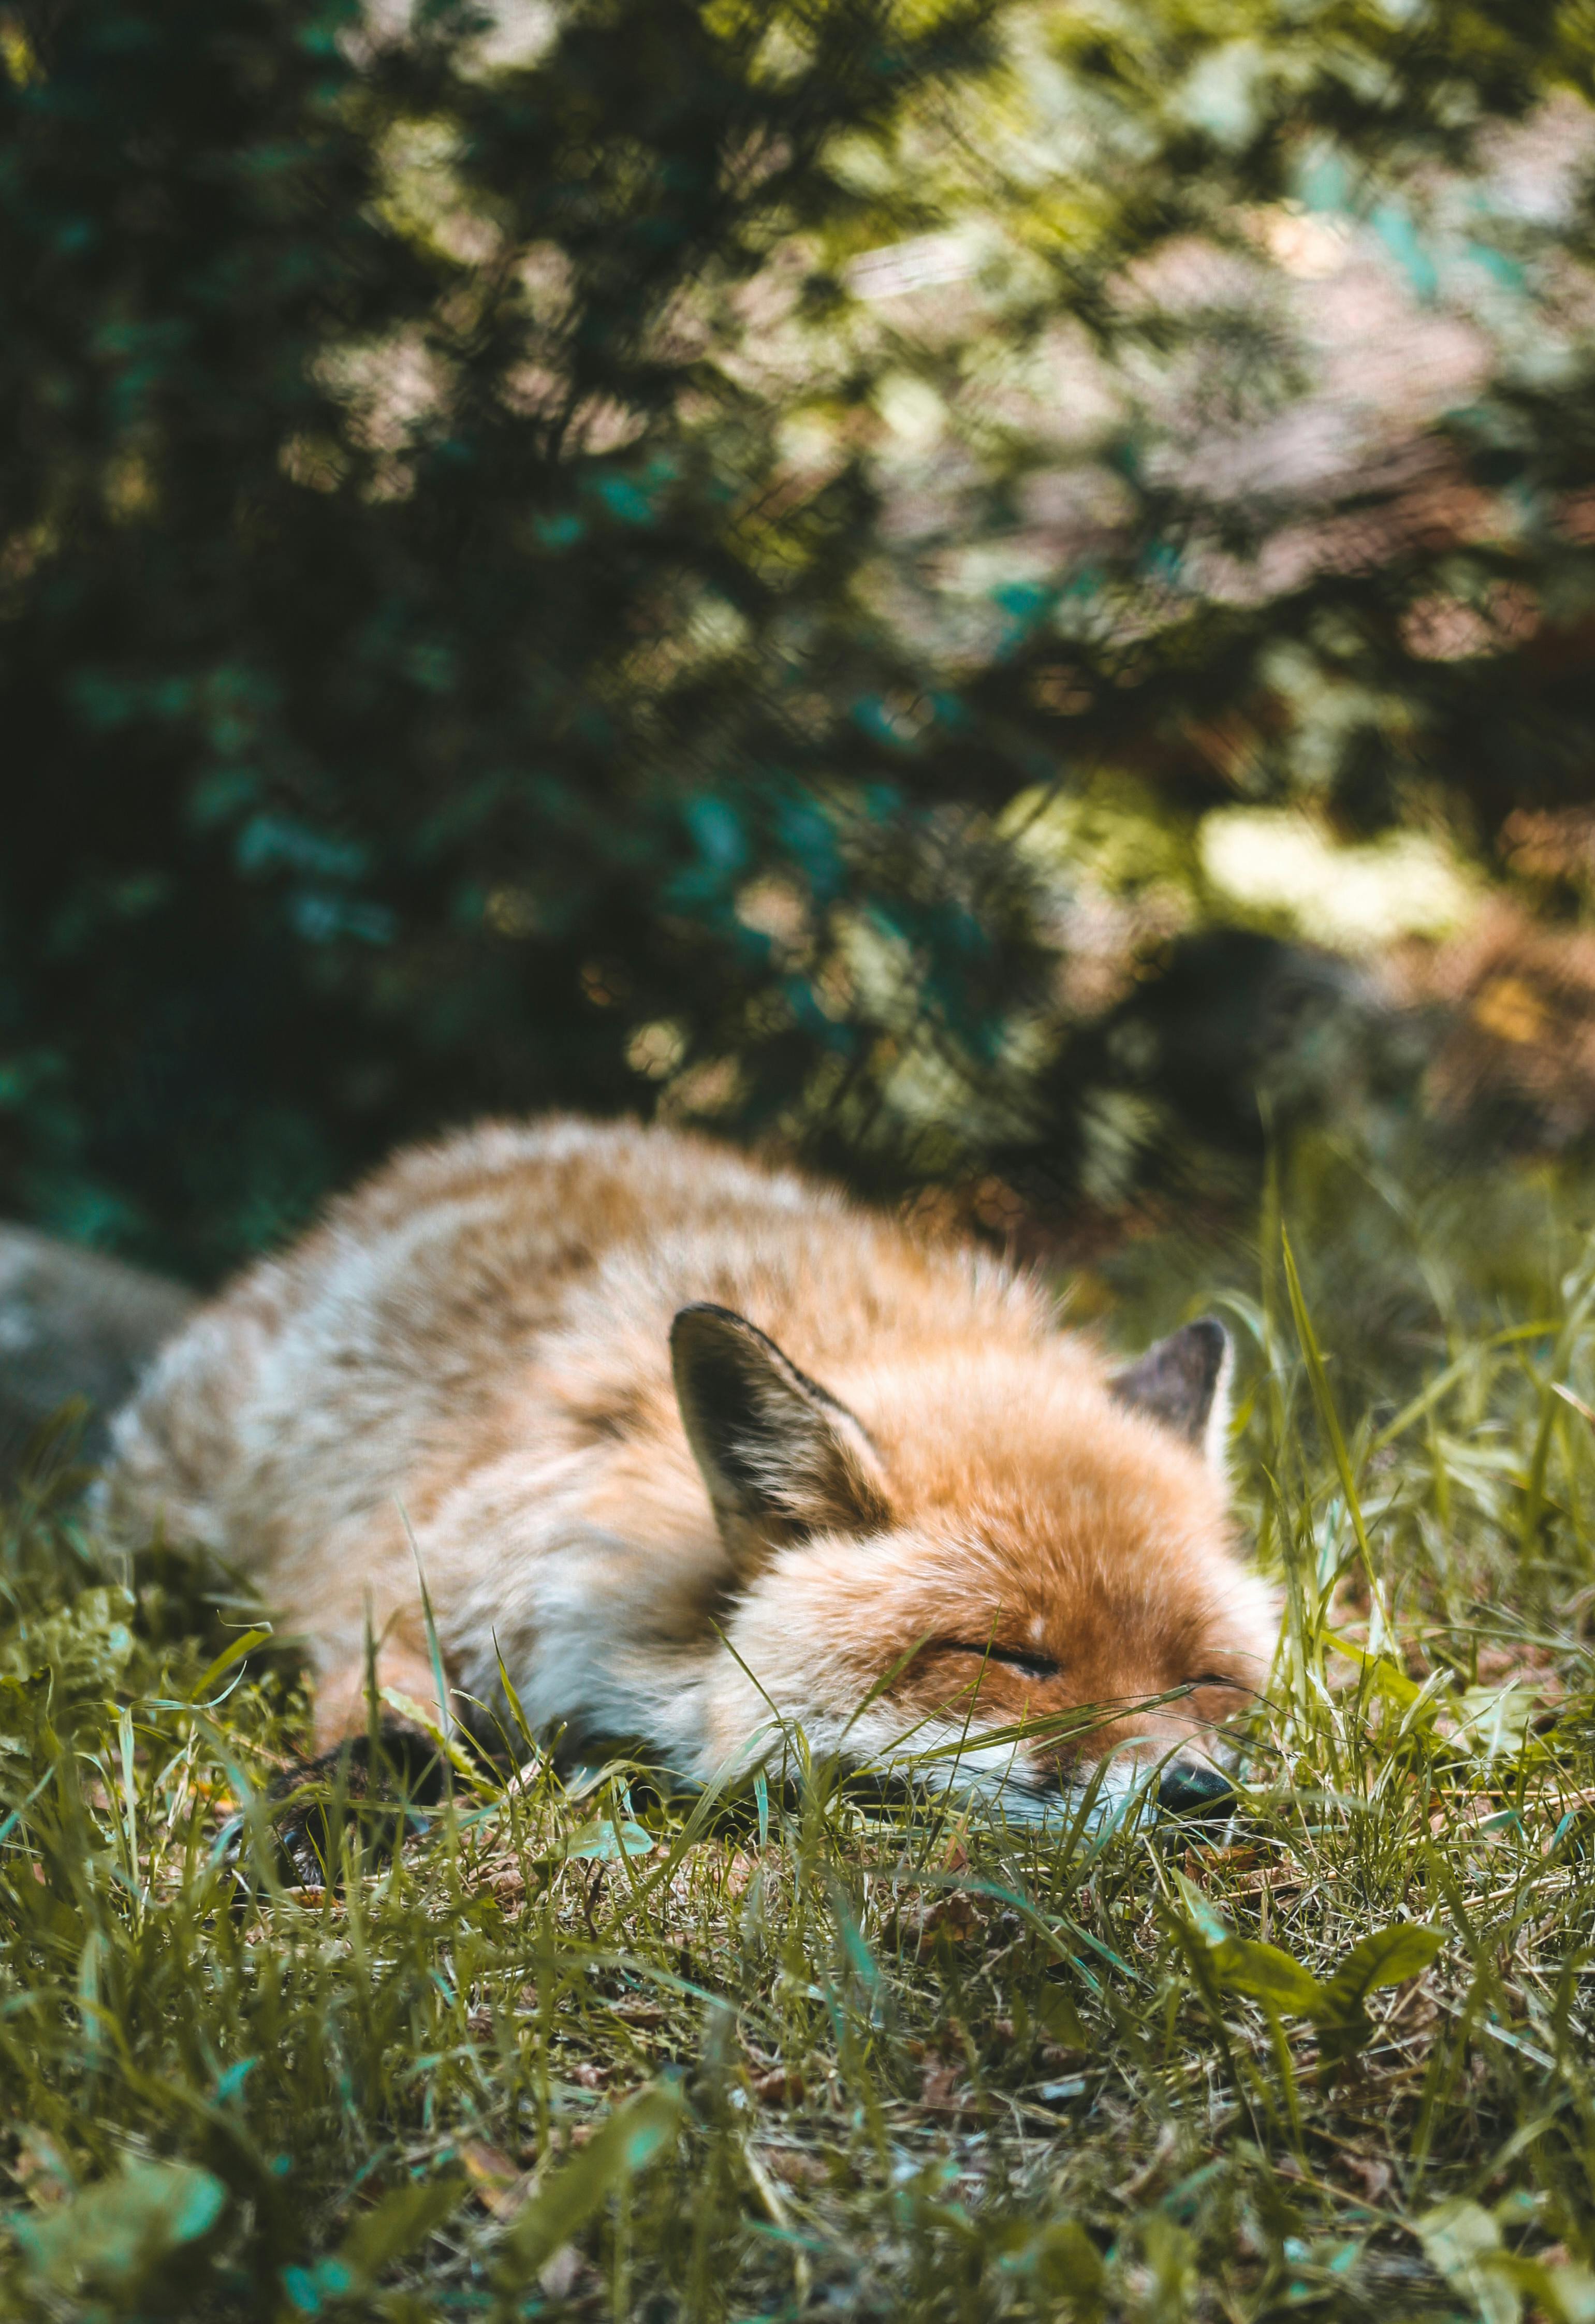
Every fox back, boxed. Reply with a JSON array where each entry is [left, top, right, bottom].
[[104, 1116, 1276, 1813]]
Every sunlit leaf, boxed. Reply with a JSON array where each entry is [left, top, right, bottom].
[[11, 2160, 226, 2297], [1415, 2199, 1520, 2324], [563, 1817, 657, 1862], [492, 2084, 683, 2299], [1172, 1872, 1325, 2015]]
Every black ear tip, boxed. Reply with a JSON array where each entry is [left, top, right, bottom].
[[1163, 1317, 1228, 1388], [670, 1303, 746, 1353], [1109, 1314, 1231, 1447]]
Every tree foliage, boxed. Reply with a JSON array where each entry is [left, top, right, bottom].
[[3, 0, 1594, 1270]]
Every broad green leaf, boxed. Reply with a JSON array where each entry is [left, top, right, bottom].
[[493, 2083, 683, 2294], [1537, 2261, 1595, 2324], [1326, 1634, 1425, 1711], [1023, 2218, 1106, 2316], [1453, 1685, 1545, 1756], [1480, 2258, 1595, 2324], [1172, 1872, 1232, 1951], [1415, 2199, 1519, 2324], [12, 2159, 226, 2295], [564, 1816, 656, 1862], [1317, 1922, 1444, 2068], [1416, 2197, 1501, 2274], [1211, 1935, 1324, 2016], [339, 2174, 465, 2282], [1172, 1872, 1325, 2015], [1034, 1983, 1089, 2051], [1321, 1923, 1445, 2013]]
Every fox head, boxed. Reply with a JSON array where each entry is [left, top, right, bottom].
[[668, 1302, 1276, 1818]]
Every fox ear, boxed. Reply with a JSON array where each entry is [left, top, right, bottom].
[[670, 1304, 889, 1565], [1110, 1318, 1232, 1470]]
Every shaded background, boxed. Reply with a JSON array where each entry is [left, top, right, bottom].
[[5, 0, 1595, 1288]]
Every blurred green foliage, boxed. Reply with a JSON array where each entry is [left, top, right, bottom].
[[4, 0, 1595, 1272]]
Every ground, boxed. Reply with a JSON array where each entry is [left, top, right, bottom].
[[2, 1141, 1594, 2323]]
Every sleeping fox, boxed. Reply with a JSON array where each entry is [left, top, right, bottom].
[[102, 1115, 1276, 1819]]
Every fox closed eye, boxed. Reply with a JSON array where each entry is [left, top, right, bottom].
[[943, 1641, 1061, 1680]]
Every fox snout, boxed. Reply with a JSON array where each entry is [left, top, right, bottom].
[[1022, 1756, 1237, 1833], [997, 1750, 1236, 1831], [1157, 1760, 1235, 1817]]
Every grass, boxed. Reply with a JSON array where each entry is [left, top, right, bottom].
[[5, 1142, 1595, 2322]]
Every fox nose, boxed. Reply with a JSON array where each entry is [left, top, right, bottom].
[[1157, 1761, 1234, 1819]]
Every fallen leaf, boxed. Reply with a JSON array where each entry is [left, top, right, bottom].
[[890, 1892, 981, 1954], [763, 2149, 826, 2189], [611, 1999, 667, 2026], [1344, 2155, 1393, 2205], [458, 2141, 529, 2223], [918, 2060, 978, 2116], [459, 2139, 517, 2190], [1222, 1862, 1305, 1898], [1474, 1643, 1560, 1686], [750, 2066, 805, 2108], [538, 2244, 593, 2299]]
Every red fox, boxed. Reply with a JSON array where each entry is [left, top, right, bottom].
[[102, 1116, 1276, 1819]]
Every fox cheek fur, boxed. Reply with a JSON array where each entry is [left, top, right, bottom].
[[100, 1116, 1278, 1808]]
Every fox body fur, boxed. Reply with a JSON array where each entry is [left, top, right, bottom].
[[103, 1116, 1276, 1815]]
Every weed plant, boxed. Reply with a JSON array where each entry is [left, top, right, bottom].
[[5, 1154, 1595, 2321]]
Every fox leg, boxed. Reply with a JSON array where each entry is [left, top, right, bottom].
[[259, 1621, 455, 1891], [269, 1500, 460, 1753], [311, 1632, 449, 1755]]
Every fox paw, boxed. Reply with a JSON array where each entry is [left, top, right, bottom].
[[222, 1722, 451, 1892]]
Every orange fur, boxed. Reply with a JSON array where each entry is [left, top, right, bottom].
[[102, 1116, 1276, 1810]]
